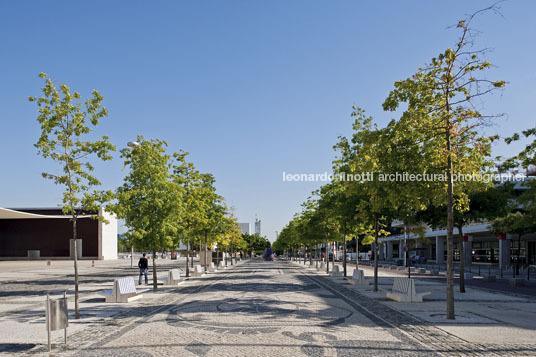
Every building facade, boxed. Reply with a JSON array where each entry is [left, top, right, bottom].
[[255, 219, 261, 235], [0, 207, 117, 260], [239, 223, 250, 235]]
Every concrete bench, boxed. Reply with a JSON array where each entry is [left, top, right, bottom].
[[100, 277, 149, 303], [192, 264, 204, 277], [397, 266, 406, 271], [160, 269, 183, 286], [510, 278, 525, 287], [390, 265, 398, 270], [386, 277, 430, 303], [208, 262, 217, 272], [418, 268, 426, 274], [348, 269, 369, 286], [318, 262, 326, 271], [330, 265, 342, 277], [218, 261, 226, 269]]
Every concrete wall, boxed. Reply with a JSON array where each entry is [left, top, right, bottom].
[[99, 209, 118, 260]]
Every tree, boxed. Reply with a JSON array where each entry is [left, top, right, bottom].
[[114, 137, 182, 292], [382, 6, 505, 319], [418, 182, 512, 291], [492, 211, 536, 275], [172, 151, 207, 277], [30, 73, 115, 319], [196, 174, 225, 271]]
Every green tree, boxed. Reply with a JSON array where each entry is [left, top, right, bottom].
[[172, 150, 208, 277], [114, 137, 182, 292], [492, 212, 536, 275], [382, 7, 505, 319], [195, 174, 226, 270], [30, 73, 115, 319]]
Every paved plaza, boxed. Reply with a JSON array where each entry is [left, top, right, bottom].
[[1, 259, 536, 356]]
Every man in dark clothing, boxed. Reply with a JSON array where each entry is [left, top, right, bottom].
[[138, 253, 149, 285]]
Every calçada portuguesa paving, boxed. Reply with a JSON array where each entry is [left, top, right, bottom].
[[1, 258, 536, 356]]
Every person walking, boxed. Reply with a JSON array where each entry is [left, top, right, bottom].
[[138, 253, 149, 285]]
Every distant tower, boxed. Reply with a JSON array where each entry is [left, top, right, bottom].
[[238, 223, 250, 235], [255, 218, 261, 235]]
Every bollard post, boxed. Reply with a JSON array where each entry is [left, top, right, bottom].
[[92, 260, 95, 268], [46, 293, 51, 352], [64, 291, 68, 345]]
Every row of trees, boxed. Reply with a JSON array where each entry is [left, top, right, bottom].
[[274, 6, 535, 320], [30, 73, 245, 318]]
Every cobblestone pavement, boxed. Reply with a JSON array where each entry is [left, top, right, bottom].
[[18, 260, 536, 356]]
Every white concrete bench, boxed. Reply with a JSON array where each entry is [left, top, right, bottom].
[[330, 265, 342, 277], [192, 264, 204, 277], [160, 269, 183, 286], [348, 269, 369, 286], [318, 262, 325, 271], [218, 261, 226, 269], [100, 277, 149, 303], [208, 262, 216, 272], [386, 277, 430, 303]]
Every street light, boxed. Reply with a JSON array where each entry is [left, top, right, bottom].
[[126, 141, 139, 267]]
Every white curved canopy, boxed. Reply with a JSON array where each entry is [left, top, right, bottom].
[[0, 207, 90, 219]]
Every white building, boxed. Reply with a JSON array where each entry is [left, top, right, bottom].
[[239, 223, 250, 235], [255, 219, 261, 235]]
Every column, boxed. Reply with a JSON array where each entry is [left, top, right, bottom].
[[386, 242, 393, 260], [499, 234, 511, 270], [463, 235, 472, 267], [378, 244, 385, 261], [435, 236, 444, 264]]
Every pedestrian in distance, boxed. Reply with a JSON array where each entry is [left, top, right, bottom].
[[138, 253, 149, 285]]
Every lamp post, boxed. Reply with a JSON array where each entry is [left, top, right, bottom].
[[126, 141, 139, 268]]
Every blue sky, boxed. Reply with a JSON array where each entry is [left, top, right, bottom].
[[1, 1, 535, 241]]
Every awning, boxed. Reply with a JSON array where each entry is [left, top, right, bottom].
[[0, 207, 90, 219]]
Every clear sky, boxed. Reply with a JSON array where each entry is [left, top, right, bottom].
[[1, 1, 535, 242]]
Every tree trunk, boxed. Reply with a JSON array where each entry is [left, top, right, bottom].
[[186, 237, 190, 278], [356, 236, 359, 270], [517, 234, 522, 275], [73, 218, 80, 319], [326, 237, 329, 274], [446, 125, 455, 320], [343, 222, 347, 277], [332, 242, 335, 271], [191, 243, 194, 268], [231, 241, 234, 265], [204, 231, 208, 273], [373, 214, 379, 292], [152, 251, 158, 292], [457, 224, 465, 293]]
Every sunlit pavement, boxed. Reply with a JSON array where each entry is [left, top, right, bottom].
[[2, 259, 536, 356]]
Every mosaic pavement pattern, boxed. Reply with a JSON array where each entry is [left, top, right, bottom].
[[24, 260, 536, 356]]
